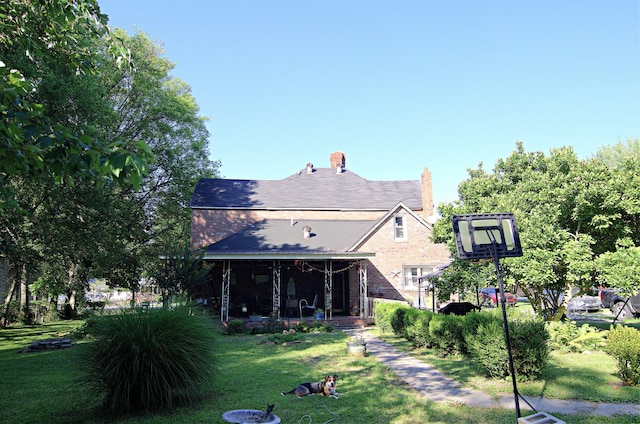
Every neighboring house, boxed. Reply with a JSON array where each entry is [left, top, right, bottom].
[[190, 151, 450, 321]]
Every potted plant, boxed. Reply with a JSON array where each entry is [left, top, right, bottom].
[[314, 308, 324, 320], [346, 334, 367, 357]]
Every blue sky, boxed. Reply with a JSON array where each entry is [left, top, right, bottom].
[[100, 1, 639, 207]]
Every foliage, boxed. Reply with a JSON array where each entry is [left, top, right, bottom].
[[76, 306, 217, 412], [0, 1, 152, 210], [373, 300, 406, 333], [595, 242, 640, 297], [605, 325, 640, 386], [406, 309, 437, 347], [291, 318, 334, 334], [225, 318, 246, 335], [429, 314, 467, 356], [431, 142, 640, 318], [594, 138, 640, 168], [546, 320, 608, 353], [390, 305, 410, 337], [465, 318, 549, 381], [150, 246, 211, 306], [1, 5, 218, 325], [1, 321, 639, 423]]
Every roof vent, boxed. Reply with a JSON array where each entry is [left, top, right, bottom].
[[303, 225, 312, 238], [336, 164, 343, 174], [306, 163, 314, 174]]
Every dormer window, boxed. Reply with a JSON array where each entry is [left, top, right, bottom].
[[393, 214, 407, 241]]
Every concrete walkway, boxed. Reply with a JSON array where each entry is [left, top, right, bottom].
[[350, 330, 640, 418]]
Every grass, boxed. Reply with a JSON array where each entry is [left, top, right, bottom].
[[374, 329, 640, 403], [0, 319, 639, 423]]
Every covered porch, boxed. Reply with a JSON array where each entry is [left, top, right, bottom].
[[199, 253, 374, 322]]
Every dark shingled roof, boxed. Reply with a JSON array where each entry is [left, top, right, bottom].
[[205, 219, 375, 255], [190, 168, 422, 210]]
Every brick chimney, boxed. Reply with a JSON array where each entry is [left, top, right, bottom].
[[421, 167, 434, 218], [330, 151, 346, 169]]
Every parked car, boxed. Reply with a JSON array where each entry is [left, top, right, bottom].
[[599, 288, 640, 320], [542, 288, 601, 313], [566, 294, 601, 313], [479, 287, 517, 307]]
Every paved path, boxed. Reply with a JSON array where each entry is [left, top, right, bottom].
[[348, 330, 640, 418]]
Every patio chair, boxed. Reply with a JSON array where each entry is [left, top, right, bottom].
[[299, 294, 318, 318]]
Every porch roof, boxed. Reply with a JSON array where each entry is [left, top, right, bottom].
[[203, 219, 376, 260]]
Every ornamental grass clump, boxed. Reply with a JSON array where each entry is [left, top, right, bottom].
[[76, 306, 217, 413]]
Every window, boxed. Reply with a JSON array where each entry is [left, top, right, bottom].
[[393, 214, 406, 241], [403, 266, 427, 288]]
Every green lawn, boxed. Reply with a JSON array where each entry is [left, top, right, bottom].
[[0, 320, 638, 424]]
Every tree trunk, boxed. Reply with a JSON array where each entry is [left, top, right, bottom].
[[1, 264, 17, 327], [19, 264, 29, 323]]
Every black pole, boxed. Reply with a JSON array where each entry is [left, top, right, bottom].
[[418, 278, 422, 309], [491, 250, 521, 419]]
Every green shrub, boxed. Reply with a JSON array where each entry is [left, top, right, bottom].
[[466, 318, 549, 381], [374, 301, 406, 334], [547, 320, 607, 353], [409, 310, 436, 348], [606, 325, 640, 386], [400, 307, 421, 341], [76, 306, 217, 412], [462, 310, 502, 339], [291, 319, 334, 333], [465, 319, 509, 378], [226, 318, 246, 334], [429, 314, 466, 356], [390, 306, 409, 337]]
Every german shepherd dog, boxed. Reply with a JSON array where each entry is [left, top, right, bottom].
[[281, 375, 339, 399]]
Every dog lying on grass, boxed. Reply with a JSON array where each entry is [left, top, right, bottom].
[[281, 374, 340, 399]]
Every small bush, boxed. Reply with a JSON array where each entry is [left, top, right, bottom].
[[291, 319, 334, 333], [606, 325, 640, 386], [465, 319, 509, 378], [374, 301, 408, 334], [429, 314, 466, 356], [547, 320, 607, 353], [400, 307, 421, 341], [390, 306, 412, 337], [466, 318, 549, 381], [225, 318, 246, 334], [76, 306, 217, 413], [408, 310, 436, 348]]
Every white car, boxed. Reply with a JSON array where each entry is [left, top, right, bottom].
[[567, 295, 601, 313]]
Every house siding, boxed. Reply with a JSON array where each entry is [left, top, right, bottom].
[[353, 211, 450, 304]]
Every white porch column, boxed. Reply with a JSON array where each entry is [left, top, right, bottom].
[[324, 260, 333, 320], [272, 261, 281, 318], [359, 261, 368, 318], [221, 260, 231, 322]]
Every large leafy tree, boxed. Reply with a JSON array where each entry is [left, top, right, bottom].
[[1, 3, 218, 324], [0, 0, 152, 209], [432, 142, 640, 318]]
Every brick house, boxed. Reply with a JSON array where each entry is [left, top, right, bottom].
[[189, 151, 450, 321]]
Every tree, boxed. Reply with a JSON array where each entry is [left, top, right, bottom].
[[596, 240, 640, 297], [1, 6, 218, 324], [594, 138, 640, 168], [432, 141, 640, 318], [152, 246, 211, 307], [0, 0, 153, 212]]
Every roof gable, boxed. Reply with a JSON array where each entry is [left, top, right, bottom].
[[348, 202, 432, 251]]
